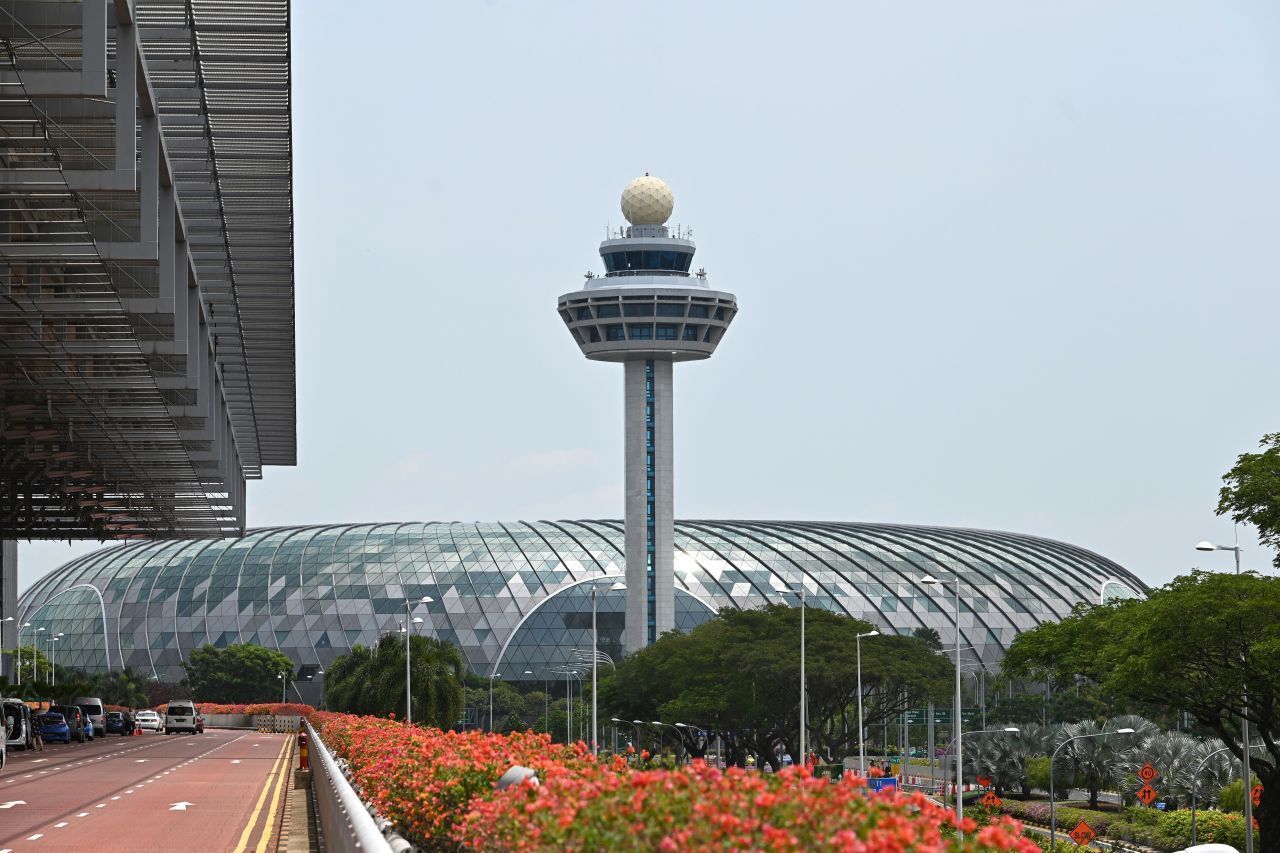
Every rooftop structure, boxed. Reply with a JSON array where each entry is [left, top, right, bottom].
[[0, 0, 295, 540], [15, 520, 1146, 705]]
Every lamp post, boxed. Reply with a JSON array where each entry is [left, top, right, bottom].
[[1191, 741, 1260, 845], [16, 622, 30, 683], [856, 630, 880, 776], [404, 596, 433, 725], [48, 634, 62, 685], [1196, 537, 1254, 853], [1049, 728, 1136, 849], [922, 574, 963, 829], [278, 672, 287, 703], [488, 671, 502, 733], [777, 585, 807, 764], [589, 580, 626, 756], [33, 626, 45, 683]]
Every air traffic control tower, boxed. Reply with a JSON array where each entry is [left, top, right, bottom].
[[558, 176, 738, 654]]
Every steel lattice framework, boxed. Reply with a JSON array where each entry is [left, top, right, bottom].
[[0, 0, 294, 538], [17, 520, 1146, 687]]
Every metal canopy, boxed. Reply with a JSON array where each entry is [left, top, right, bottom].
[[0, 0, 295, 539]]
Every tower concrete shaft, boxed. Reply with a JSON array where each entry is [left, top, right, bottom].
[[558, 175, 737, 654], [624, 360, 674, 651]]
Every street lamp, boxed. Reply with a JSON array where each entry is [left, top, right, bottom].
[[1050, 728, 1136, 848], [922, 574, 963, 829], [405, 595, 433, 725], [33, 626, 45, 683], [941, 726, 1019, 810], [1196, 537, 1254, 853], [590, 580, 626, 756], [48, 635, 62, 685], [855, 630, 880, 776], [277, 671, 287, 703], [489, 671, 502, 732], [777, 585, 807, 764], [16, 622, 31, 683], [1191, 741, 1262, 845]]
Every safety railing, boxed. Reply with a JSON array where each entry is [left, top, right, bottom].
[[305, 719, 410, 853]]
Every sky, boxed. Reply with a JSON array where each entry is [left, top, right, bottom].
[[19, 0, 1280, 591]]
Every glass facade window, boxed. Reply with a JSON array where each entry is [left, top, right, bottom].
[[628, 324, 653, 340], [595, 304, 621, 318], [575, 306, 592, 320], [688, 304, 710, 319], [715, 306, 726, 320], [588, 327, 601, 343], [656, 303, 685, 317], [606, 324, 625, 341], [623, 303, 654, 317], [682, 325, 700, 341], [655, 324, 677, 340], [16, 520, 1145, 693]]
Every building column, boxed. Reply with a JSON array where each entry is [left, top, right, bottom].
[[1, 541, 15, 679], [651, 360, 675, 641]]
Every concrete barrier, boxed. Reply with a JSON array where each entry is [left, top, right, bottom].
[[202, 714, 254, 729], [254, 714, 301, 733], [306, 719, 410, 853]]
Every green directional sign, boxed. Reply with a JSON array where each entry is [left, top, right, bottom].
[[901, 709, 983, 725]]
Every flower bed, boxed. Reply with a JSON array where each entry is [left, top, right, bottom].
[[312, 712, 1042, 851]]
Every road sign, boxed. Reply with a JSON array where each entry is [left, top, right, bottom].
[[981, 791, 1002, 808], [976, 775, 992, 788], [1069, 820, 1097, 846], [1136, 784, 1157, 806], [1137, 763, 1158, 784], [1253, 784, 1264, 808]]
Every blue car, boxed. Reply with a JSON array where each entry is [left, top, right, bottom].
[[37, 712, 71, 744], [104, 712, 132, 736]]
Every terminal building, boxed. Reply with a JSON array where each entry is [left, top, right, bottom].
[[0, 2, 296, 666], [15, 520, 1145, 705]]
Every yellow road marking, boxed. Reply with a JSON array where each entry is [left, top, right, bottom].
[[232, 737, 290, 853], [253, 737, 294, 853]]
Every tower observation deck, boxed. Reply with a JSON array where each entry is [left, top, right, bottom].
[[558, 175, 738, 653]]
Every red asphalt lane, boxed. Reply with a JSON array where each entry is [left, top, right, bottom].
[[0, 729, 291, 852]]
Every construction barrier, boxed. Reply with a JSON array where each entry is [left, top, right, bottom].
[[254, 714, 301, 733]]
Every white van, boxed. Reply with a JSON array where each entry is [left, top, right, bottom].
[[74, 696, 106, 737], [164, 700, 200, 735]]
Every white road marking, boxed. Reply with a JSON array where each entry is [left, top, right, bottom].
[[76, 813, 88, 818], [26, 835, 41, 840], [53, 823, 67, 828], [169, 801, 193, 811], [0, 801, 26, 809]]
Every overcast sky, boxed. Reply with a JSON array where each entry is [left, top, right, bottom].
[[20, 0, 1279, 591]]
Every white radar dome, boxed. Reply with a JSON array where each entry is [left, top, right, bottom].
[[620, 174, 674, 225]]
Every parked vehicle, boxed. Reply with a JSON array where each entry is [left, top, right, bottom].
[[74, 697, 106, 737], [3, 699, 35, 751], [49, 705, 88, 743], [37, 711, 71, 744], [105, 711, 132, 736], [134, 710, 161, 732], [164, 700, 200, 735]]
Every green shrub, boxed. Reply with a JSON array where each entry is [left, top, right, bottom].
[[1108, 809, 1247, 852], [1219, 776, 1260, 814]]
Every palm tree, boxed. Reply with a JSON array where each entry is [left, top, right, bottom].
[[324, 633, 464, 727], [1055, 720, 1140, 808]]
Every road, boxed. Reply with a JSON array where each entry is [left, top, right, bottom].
[[0, 728, 293, 852]]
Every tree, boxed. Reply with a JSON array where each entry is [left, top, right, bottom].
[[182, 643, 297, 703], [1217, 432, 1280, 570], [600, 605, 950, 770], [1002, 572, 1280, 849], [324, 632, 463, 728], [912, 627, 943, 652]]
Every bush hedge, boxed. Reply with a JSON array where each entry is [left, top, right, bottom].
[[312, 712, 1045, 851]]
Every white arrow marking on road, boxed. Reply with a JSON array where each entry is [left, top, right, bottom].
[[0, 801, 26, 809], [135, 759, 148, 763], [231, 760, 241, 764], [169, 802, 194, 811], [30, 759, 46, 763]]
